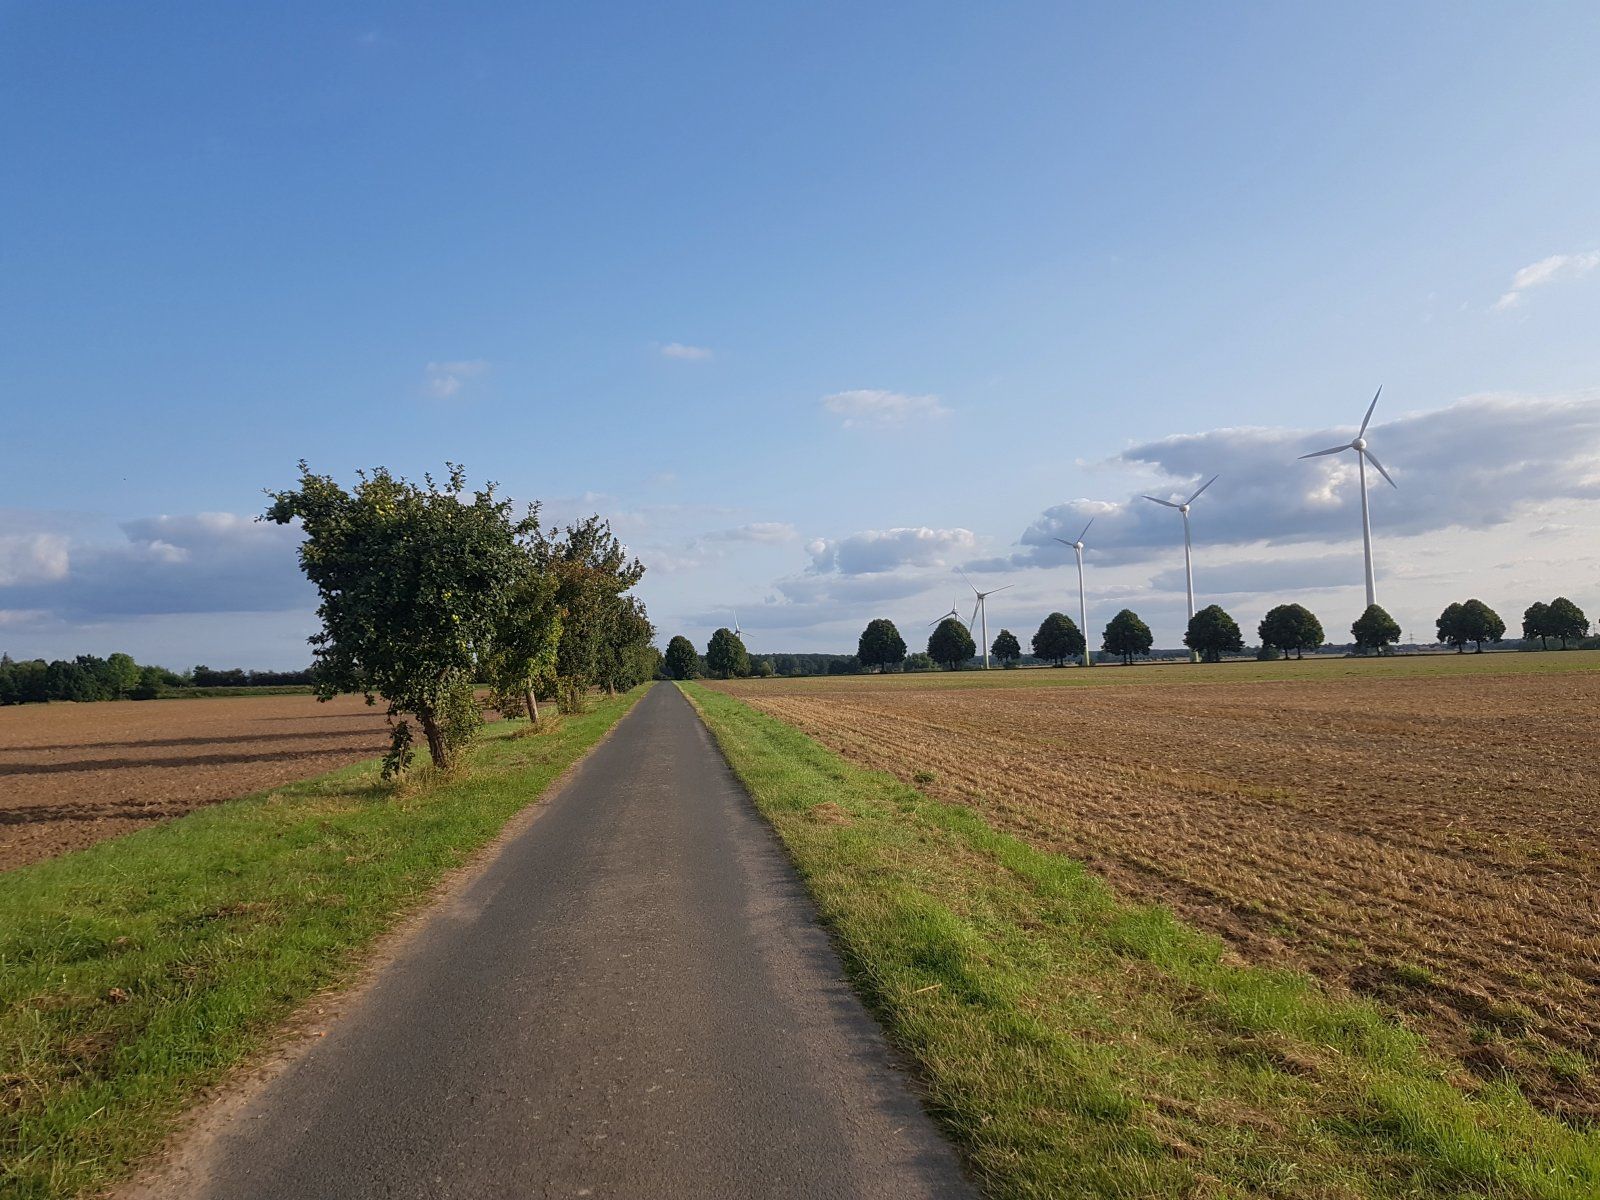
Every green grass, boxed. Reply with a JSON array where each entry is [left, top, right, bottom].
[[0, 687, 645, 1199], [683, 682, 1600, 1198], [728, 647, 1600, 694]]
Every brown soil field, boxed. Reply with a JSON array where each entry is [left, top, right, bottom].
[[0, 695, 393, 871], [713, 665, 1600, 1120]]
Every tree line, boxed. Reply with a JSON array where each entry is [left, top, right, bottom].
[[0, 655, 321, 705], [660, 591, 1592, 680], [264, 462, 657, 776]]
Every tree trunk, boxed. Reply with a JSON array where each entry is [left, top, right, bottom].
[[524, 688, 539, 724], [417, 707, 449, 770]]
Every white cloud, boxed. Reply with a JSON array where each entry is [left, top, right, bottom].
[[821, 388, 950, 429], [705, 522, 797, 545], [995, 391, 1600, 570], [659, 342, 714, 361], [0, 533, 69, 586], [423, 359, 489, 398], [1494, 251, 1600, 310], [807, 526, 978, 575]]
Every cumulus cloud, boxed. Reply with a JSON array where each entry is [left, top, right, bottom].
[[821, 389, 950, 429], [658, 342, 713, 361], [0, 513, 310, 621], [1495, 251, 1600, 310], [806, 526, 978, 575], [0, 533, 69, 586], [998, 391, 1600, 570], [423, 359, 489, 398]]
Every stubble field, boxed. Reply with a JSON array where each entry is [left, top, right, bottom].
[[711, 652, 1600, 1120], [0, 695, 393, 870]]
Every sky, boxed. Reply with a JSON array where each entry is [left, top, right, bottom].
[[3, 3, 1599, 667]]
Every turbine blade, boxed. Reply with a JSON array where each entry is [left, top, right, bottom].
[[958, 567, 978, 594], [1358, 385, 1382, 437], [1299, 444, 1349, 459], [1142, 495, 1180, 508], [1363, 447, 1397, 488], [1076, 517, 1094, 544], [970, 600, 981, 628], [989, 584, 1014, 595], [1186, 474, 1219, 506], [1051, 536, 1073, 547]]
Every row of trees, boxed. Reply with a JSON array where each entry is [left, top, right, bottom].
[[0, 655, 324, 706], [265, 463, 656, 776]]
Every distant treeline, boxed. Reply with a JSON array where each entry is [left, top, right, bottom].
[[0, 654, 313, 705]]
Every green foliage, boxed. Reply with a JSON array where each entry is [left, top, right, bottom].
[[927, 617, 976, 670], [539, 515, 649, 696], [1523, 601, 1552, 650], [991, 628, 1022, 667], [1351, 603, 1402, 654], [1258, 603, 1325, 659], [1184, 604, 1244, 663], [1102, 608, 1153, 665], [483, 529, 563, 722], [1031, 611, 1086, 666], [904, 651, 937, 672], [1547, 597, 1589, 648], [1437, 598, 1505, 653], [663, 635, 701, 680], [263, 461, 532, 772], [750, 657, 775, 678], [856, 617, 907, 673], [706, 627, 751, 679]]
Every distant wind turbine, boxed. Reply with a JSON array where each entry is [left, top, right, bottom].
[[1051, 516, 1095, 667], [959, 569, 1012, 670], [1143, 474, 1218, 662], [929, 599, 967, 629], [730, 609, 744, 640], [1299, 387, 1396, 609]]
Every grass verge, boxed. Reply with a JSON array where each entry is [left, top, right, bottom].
[[0, 686, 645, 1199], [682, 682, 1600, 1199]]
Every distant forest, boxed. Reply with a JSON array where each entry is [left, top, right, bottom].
[[0, 654, 312, 705]]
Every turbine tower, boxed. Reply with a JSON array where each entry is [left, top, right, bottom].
[[1051, 516, 1095, 667], [1143, 474, 1218, 662], [1299, 387, 1396, 609], [959, 569, 1012, 670]]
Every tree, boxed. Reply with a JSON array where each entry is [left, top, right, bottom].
[[857, 618, 907, 673], [1031, 612, 1085, 666], [664, 635, 700, 680], [1439, 599, 1504, 653], [540, 515, 647, 697], [1102, 609, 1153, 666], [104, 652, 142, 698], [264, 462, 528, 775], [484, 537, 563, 723], [1257, 604, 1325, 660], [750, 657, 775, 678], [904, 651, 936, 672], [1184, 604, 1244, 663], [1522, 601, 1552, 650], [928, 618, 976, 670], [991, 629, 1022, 668], [596, 595, 656, 694], [1351, 603, 1401, 655], [1547, 596, 1590, 648], [706, 627, 750, 679]]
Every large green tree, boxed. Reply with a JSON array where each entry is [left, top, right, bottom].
[[991, 628, 1022, 668], [540, 516, 647, 695], [484, 532, 563, 723], [1351, 603, 1401, 655], [706, 627, 750, 679], [1031, 612, 1085, 666], [1522, 601, 1552, 650], [857, 618, 907, 673], [1547, 596, 1589, 648], [1438, 598, 1504, 653], [664, 635, 700, 679], [1184, 604, 1244, 663], [928, 617, 976, 670], [1102, 609, 1153, 666], [1257, 603, 1324, 659], [264, 462, 528, 774]]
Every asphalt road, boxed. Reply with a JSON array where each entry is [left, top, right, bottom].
[[136, 683, 973, 1200]]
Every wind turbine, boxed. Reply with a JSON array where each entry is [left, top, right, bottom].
[[958, 569, 1012, 669], [929, 599, 967, 629], [1299, 386, 1395, 609], [729, 609, 745, 641], [1051, 516, 1095, 667], [1143, 474, 1218, 662]]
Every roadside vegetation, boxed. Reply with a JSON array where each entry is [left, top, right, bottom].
[[684, 682, 1600, 1198], [0, 689, 645, 1200]]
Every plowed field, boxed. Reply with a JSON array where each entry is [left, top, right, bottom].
[[0, 695, 392, 870], [712, 658, 1600, 1119]]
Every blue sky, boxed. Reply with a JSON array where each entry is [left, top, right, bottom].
[[4, 3, 1599, 666]]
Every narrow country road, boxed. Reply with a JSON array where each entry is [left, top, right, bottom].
[[132, 683, 973, 1200]]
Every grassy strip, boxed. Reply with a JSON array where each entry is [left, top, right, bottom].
[[683, 682, 1600, 1199], [0, 687, 646, 1199]]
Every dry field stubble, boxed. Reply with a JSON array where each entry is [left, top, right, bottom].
[[0, 695, 393, 870], [713, 660, 1600, 1120]]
